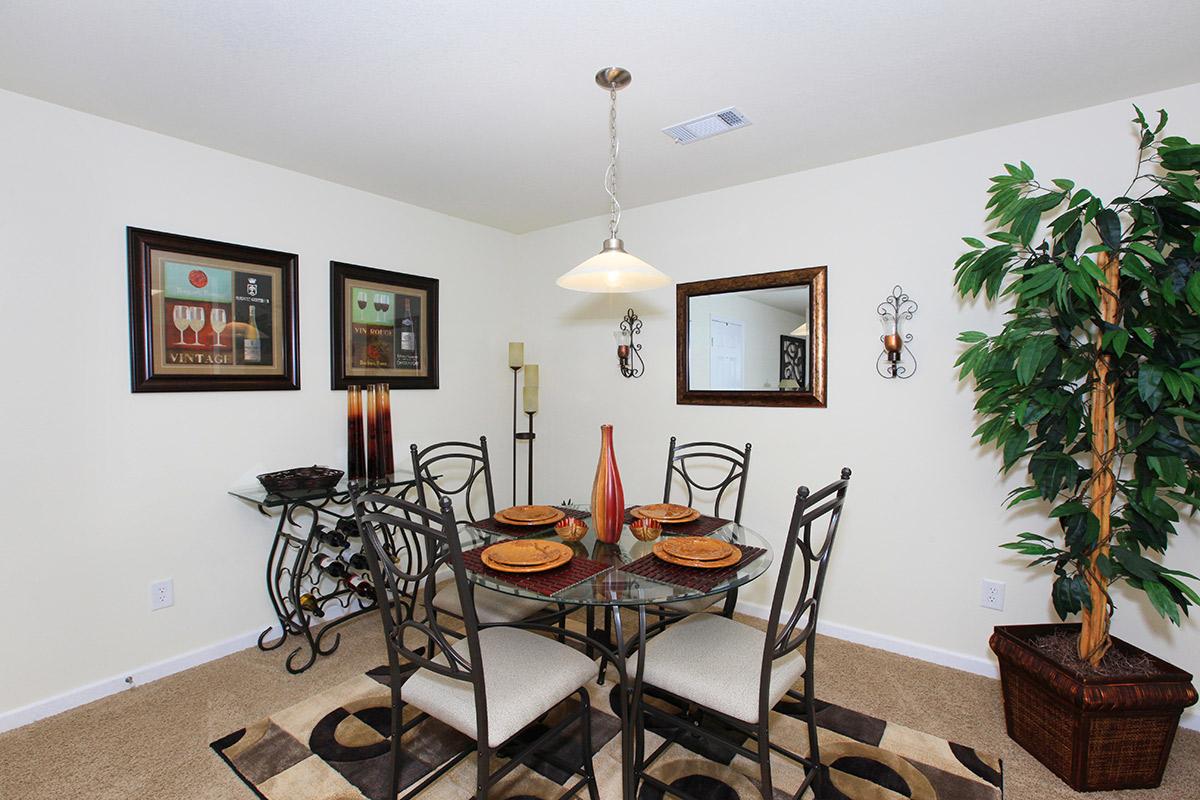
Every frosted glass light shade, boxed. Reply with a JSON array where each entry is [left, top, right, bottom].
[[557, 238, 671, 293]]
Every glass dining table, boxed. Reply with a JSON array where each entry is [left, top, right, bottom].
[[459, 506, 774, 800]]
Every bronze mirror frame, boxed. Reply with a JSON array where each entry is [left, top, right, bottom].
[[676, 266, 827, 408]]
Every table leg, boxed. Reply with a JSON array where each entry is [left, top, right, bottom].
[[609, 605, 648, 800]]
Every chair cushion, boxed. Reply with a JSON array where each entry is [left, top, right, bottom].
[[637, 613, 806, 724], [401, 627, 596, 747], [434, 585, 552, 625]]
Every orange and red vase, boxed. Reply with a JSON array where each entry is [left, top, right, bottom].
[[591, 424, 625, 544]]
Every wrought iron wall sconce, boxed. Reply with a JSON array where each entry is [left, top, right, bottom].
[[876, 285, 917, 379], [615, 308, 644, 378]]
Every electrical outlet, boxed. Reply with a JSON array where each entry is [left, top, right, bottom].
[[981, 579, 1005, 611], [150, 579, 174, 611]]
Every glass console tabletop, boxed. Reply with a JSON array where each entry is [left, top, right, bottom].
[[460, 506, 772, 607], [228, 472, 420, 508]]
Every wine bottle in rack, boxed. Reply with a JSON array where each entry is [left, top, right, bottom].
[[313, 553, 347, 578], [314, 525, 349, 549], [348, 552, 370, 572], [343, 573, 375, 598], [335, 517, 360, 538], [299, 592, 325, 618]]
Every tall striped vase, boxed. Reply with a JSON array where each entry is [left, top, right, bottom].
[[590, 424, 625, 544]]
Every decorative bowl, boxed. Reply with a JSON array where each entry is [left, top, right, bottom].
[[630, 518, 663, 542], [257, 465, 344, 494], [555, 518, 588, 542]]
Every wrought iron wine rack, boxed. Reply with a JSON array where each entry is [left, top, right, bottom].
[[228, 473, 425, 674]]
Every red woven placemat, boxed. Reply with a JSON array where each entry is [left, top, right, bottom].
[[468, 506, 590, 537], [461, 542, 611, 595], [622, 505, 733, 538], [620, 545, 767, 593]]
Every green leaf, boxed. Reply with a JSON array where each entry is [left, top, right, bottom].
[[1144, 580, 1181, 625], [1049, 500, 1088, 518], [1139, 364, 1165, 410], [1096, 208, 1123, 251], [1127, 241, 1166, 265], [957, 330, 988, 343], [962, 237, 986, 249]]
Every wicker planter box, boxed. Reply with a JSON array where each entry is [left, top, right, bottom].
[[990, 623, 1197, 791]]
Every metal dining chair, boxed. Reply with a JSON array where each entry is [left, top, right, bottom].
[[353, 491, 602, 800], [636, 468, 852, 800], [409, 438, 554, 626], [658, 436, 752, 616]]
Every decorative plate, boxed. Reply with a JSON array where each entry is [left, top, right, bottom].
[[495, 506, 567, 526], [633, 504, 701, 524], [482, 541, 573, 573], [661, 536, 733, 562], [652, 541, 742, 569]]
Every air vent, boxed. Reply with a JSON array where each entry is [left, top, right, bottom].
[[662, 107, 751, 144]]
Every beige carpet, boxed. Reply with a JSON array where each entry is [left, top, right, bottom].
[[1, 612, 1196, 799]]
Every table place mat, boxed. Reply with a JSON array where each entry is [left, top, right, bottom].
[[467, 506, 590, 537], [461, 542, 611, 595], [620, 545, 767, 593], [623, 505, 733, 537]]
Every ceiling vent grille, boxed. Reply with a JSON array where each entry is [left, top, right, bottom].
[[662, 107, 751, 144]]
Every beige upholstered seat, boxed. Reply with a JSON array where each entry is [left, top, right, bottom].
[[432, 585, 550, 625], [637, 613, 807, 724], [402, 626, 596, 747]]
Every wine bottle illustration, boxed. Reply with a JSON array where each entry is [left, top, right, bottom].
[[243, 305, 262, 363]]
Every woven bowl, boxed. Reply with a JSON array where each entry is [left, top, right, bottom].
[[555, 518, 588, 542], [630, 518, 662, 542]]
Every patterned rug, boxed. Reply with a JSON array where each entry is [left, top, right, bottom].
[[212, 664, 1003, 799]]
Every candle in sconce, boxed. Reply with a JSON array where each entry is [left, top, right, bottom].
[[523, 384, 539, 414], [524, 363, 539, 387], [508, 341, 524, 368]]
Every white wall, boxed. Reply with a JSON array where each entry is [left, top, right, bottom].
[[0, 89, 521, 717], [516, 82, 1200, 726]]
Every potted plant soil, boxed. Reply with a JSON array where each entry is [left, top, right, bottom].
[[954, 107, 1200, 791]]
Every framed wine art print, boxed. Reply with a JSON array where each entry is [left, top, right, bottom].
[[127, 227, 300, 392], [330, 261, 439, 390]]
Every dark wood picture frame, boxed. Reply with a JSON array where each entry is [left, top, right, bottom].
[[330, 261, 440, 390], [676, 266, 827, 408], [127, 227, 300, 393]]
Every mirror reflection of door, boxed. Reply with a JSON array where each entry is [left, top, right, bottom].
[[709, 317, 744, 390]]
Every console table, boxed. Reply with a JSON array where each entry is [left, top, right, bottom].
[[229, 473, 422, 674]]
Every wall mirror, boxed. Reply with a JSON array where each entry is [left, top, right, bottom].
[[676, 266, 827, 407]]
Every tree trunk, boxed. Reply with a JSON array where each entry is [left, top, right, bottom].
[[1080, 251, 1120, 665]]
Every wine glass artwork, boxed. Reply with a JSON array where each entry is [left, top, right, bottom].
[[356, 290, 368, 317], [210, 308, 228, 347], [373, 293, 390, 320], [188, 306, 206, 345], [172, 305, 190, 345]]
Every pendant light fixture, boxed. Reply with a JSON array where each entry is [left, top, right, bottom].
[[557, 67, 671, 293]]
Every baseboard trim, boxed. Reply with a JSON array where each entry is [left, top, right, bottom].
[[0, 605, 358, 735], [734, 600, 1200, 732], [5, 600, 1197, 734]]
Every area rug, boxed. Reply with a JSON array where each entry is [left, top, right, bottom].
[[212, 664, 1003, 799]]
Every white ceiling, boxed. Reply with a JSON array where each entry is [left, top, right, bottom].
[[2, 1, 1197, 233]]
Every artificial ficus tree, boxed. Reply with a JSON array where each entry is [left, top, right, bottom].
[[954, 107, 1200, 666]]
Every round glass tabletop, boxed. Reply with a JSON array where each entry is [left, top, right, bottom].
[[460, 507, 773, 607]]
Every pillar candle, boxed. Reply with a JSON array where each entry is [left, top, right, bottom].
[[378, 383, 394, 477], [365, 384, 378, 481], [347, 385, 365, 482], [508, 341, 524, 368], [523, 384, 539, 414], [524, 363, 539, 387]]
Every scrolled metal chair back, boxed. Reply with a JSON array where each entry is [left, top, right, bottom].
[[352, 492, 487, 703], [663, 436, 752, 523], [758, 467, 851, 718], [408, 436, 497, 523]]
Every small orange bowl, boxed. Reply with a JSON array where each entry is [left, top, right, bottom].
[[555, 518, 588, 542], [630, 518, 662, 542]]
